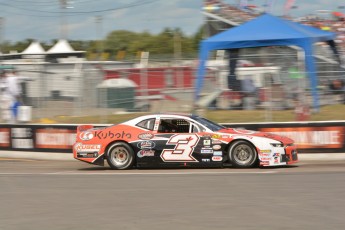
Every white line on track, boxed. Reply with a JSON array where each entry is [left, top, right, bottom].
[[0, 171, 277, 176]]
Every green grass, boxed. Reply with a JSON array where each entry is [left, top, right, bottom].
[[39, 104, 345, 124]]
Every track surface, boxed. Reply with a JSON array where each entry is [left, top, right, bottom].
[[1, 159, 345, 230]]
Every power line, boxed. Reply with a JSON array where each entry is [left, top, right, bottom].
[[0, 0, 159, 15]]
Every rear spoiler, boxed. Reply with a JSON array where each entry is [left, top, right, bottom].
[[77, 125, 94, 132]]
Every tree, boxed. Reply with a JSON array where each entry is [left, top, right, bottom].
[[104, 30, 138, 56], [0, 27, 204, 60]]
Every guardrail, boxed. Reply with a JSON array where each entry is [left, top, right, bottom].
[[0, 121, 344, 153]]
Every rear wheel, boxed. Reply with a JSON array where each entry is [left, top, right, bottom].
[[106, 142, 135, 170], [228, 140, 257, 168]]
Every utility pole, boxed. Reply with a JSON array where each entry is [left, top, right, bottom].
[[95, 15, 103, 60], [0, 17, 4, 63], [59, 0, 73, 39], [173, 31, 181, 65]]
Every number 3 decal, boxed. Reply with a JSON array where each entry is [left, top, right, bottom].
[[161, 134, 199, 162]]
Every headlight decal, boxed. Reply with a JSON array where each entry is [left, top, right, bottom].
[[270, 143, 284, 148]]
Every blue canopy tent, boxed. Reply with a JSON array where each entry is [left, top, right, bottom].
[[196, 14, 336, 110]]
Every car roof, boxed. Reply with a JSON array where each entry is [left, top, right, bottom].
[[122, 113, 199, 125]]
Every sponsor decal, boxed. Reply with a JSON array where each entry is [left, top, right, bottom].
[[154, 119, 160, 130], [138, 133, 154, 140], [202, 158, 210, 162], [11, 128, 34, 149], [212, 145, 221, 150], [95, 130, 131, 139], [203, 139, 211, 146], [213, 151, 222, 156], [212, 134, 221, 139], [77, 152, 99, 158], [212, 156, 223, 161], [260, 149, 271, 153], [260, 157, 271, 161], [260, 126, 345, 149], [142, 150, 155, 157], [88, 153, 98, 158], [259, 153, 270, 157], [0, 128, 10, 147], [137, 150, 155, 158], [80, 132, 94, 141], [273, 153, 280, 163], [233, 129, 256, 135], [211, 139, 222, 144], [137, 141, 156, 149], [201, 148, 213, 154], [36, 129, 76, 149], [221, 135, 230, 138], [74, 143, 101, 153]]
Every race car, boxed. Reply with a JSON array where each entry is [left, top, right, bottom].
[[73, 114, 298, 169]]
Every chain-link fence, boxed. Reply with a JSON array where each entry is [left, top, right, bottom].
[[1, 46, 344, 124]]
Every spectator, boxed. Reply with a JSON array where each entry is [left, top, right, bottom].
[[294, 97, 310, 121], [0, 69, 22, 123], [241, 77, 257, 110]]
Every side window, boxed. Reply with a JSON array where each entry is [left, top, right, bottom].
[[136, 118, 155, 130], [190, 123, 200, 133], [158, 119, 191, 133]]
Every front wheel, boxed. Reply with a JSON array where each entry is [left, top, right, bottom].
[[106, 142, 135, 170], [228, 140, 257, 168]]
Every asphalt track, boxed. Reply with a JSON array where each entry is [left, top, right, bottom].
[[1, 159, 345, 230]]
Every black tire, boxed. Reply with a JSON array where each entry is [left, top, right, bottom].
[[228, 140, 258, 168], [106, 142, 135, 170]]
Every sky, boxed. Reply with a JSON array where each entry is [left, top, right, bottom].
[[0, 0, 344, 43]]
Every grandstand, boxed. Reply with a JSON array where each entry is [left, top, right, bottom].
[[203, 0, 259, 36]]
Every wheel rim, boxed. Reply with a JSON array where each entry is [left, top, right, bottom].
[[232, 144, 254, 165], [110, 146, 131, 167]]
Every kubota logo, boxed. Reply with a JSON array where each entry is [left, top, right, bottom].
[[79, 132, 94, 141]]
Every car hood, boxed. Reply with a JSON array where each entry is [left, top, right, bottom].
[[218, 128, 294, 144]]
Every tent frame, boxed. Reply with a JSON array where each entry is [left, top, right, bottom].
[[196, 14, 336, 111]]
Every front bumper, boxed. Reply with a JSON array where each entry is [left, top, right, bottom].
[[259, 145, 298, 166], [284, 146, 298, 164]]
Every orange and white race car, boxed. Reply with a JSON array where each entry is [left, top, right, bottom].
[[73, 114, 298, 169]]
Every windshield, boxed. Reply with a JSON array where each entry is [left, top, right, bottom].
[[192, 116, 226, 131]]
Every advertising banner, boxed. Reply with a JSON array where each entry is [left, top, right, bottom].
[[0, 121, 345, 153], [0, 128, 10, 147], [223, 121, 345, 153], [35, 128, 76, 149], [259, 126, 345, 150], [0, 124, 79, 153]]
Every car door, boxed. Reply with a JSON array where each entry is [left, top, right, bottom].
[[153, 116, 222, 167]]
